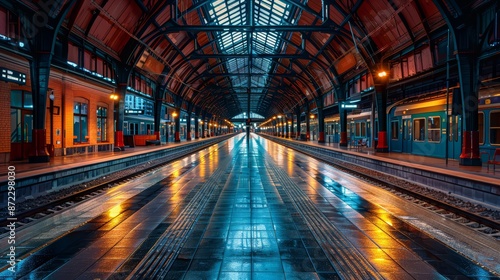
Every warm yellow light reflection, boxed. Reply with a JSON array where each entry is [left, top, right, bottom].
[[172, 112, 178, 117], [108, 205, 122, 218]]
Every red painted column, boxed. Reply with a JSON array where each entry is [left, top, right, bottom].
[[186, 131, 191, 141], [154, 131, 160, 141], [459, 131, 481, 165], [318, 131, 325, 143], [377, 131, 389, 152], [115, 131, 125, 150], [175, 131, 180, 142], [29, 129, 50, 163], [339, 131, 348, 147]]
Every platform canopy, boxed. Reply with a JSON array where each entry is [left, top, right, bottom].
[[41, 0, 452, 119]]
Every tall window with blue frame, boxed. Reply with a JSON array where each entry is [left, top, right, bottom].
[[97, 106, 107, 142], [74, 100, 88, 143]]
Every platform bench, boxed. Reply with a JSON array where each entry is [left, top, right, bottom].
[[133, 135, 158, 146], [146, 139, 161, 146], [486, 148, 500, 172]]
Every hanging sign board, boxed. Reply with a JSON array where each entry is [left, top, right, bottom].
[[0, 67, 26, 85], [125, 109, 144, 114], [340, 103, 358, 109]]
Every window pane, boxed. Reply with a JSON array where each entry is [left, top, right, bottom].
[[404, 119, 412, 140], [490, 111, 500, 127], [490, 111, 500, 144], [10, 109, 21, 142], [454, 116, 459, 142], [102, 119, 107, 141], [97, 119, 102, 142], [24, 92, 33, 109], [413, 118, 425, 141], [81, 116, 88, 142], [427, 116, 440, 142], [391, 121, 399, 140], [11, 91, 22, 108], [448, 116, 453, 142], [74, 116, 80, 142], [97, 106, 107, 142], [81, 103, 88, 115], [74, 102, 80, 114]]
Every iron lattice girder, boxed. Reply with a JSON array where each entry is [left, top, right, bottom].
[[161, 24, 341, 34], [197, 73, 296, 78], [189, 53, 311, 59]]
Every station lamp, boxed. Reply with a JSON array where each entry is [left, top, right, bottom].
[[377, 70, 388, 78], [110, 93, 119, 100]]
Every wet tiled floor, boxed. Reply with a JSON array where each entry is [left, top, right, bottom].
[[1, 134, 498, 279]]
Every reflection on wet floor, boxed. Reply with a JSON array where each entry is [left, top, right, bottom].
[[0, 134, 497, 279], [164, 138, 340, 279]]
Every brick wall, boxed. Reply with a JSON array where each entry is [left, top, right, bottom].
[[0, 82, 10, 156], [54, 73, 114, 155], [0, 51, 32, 162], [0, 49, 115, 161]]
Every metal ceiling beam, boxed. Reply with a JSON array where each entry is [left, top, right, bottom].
[[161, 23, 340, 34], [189, 53, 310, 59], [197, 73, 296, 78]]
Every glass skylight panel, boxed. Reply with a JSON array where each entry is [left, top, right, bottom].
[[207, 0, 293, 96]]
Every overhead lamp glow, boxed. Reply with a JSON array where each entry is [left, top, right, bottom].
[[377, 71, 388, 78]]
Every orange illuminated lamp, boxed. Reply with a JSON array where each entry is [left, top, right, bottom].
[[172, 112, 178, 118], [310, 114, 315, 119], [110, 94, 119, 100], [377, 70, 388, 78]]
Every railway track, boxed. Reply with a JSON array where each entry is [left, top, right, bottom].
[[0, 137, 231, 232], [262, 135, 500, 241]]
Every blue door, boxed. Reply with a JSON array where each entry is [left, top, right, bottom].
[[402, 118, 412, 153], [447, 115, 462, 160], [390, 118, 402, 152]]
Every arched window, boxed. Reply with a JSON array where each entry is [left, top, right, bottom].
[[74, 98, 89, 143], [97, 105, 108, 142]]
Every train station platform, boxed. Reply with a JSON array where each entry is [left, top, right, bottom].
[[0, 136, 220, 178], [0, 133, 498, 279], [262, 134, 500, 209], [0, 135, 233, 206]]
